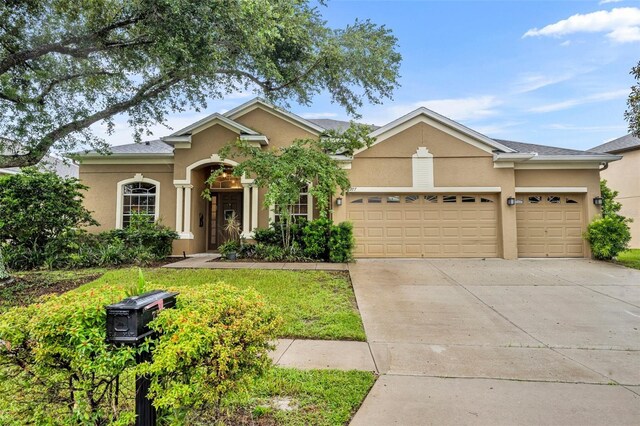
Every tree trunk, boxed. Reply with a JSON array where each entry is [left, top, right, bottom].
[[0, 246, 12, 283]]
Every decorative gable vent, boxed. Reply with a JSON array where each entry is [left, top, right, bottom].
[[412, 147, 434, 188]]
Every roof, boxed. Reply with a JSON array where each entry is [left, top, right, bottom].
[[78, 139, 174, 156], [167, 113, 260, 139], [495, 139, 604, 157], [589, 134, 640, 154], [1, 145, 79, 177], [307, 118, 380, 132]]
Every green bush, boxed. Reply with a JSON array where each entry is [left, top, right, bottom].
[[302, 218, 332, 260], [253, 243, 287, 261], [0, 281, 280, 424], [218, 239, 241, 257], [585, 216, 631, 260], [252, 227, 280, 246], [329, 221, 355, 263]]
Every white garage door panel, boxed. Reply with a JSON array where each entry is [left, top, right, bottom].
[[516, 193, 585, 258], [348, 194, 499, 258]]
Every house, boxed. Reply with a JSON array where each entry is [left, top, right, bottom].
[[76, 98, 620, 259], [0, 147, 79, 178], [590, 134, 640, 248]]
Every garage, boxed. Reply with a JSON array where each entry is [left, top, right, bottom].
[[347, 193, 499, 258], [516, 193, 585, 258]]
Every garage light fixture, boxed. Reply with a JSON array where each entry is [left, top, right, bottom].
[[335, 197, 343, 206], [593, 196, 603, 206], [506, 197, 516, 206]]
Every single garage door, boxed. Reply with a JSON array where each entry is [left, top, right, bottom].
[[516, 194, 585, 258], [347, 193, 498, 258]]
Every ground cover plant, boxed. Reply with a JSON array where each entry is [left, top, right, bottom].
[[615, 249, 640, 270]]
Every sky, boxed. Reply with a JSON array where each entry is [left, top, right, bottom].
[[93, 0, 640, 151]]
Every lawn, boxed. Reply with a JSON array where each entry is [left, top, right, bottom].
[[616, 249, 640, 270], [78, 267, 366, 341]]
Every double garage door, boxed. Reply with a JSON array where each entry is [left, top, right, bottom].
[[347, 192, 586, 258], [347, 193, 499, 258]]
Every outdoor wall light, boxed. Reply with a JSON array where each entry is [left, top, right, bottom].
[[593, 196, 603, 206], [336, 197, 343, 206], [506, 197, 516, 206]]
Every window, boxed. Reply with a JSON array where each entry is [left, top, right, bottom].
[[443, 195, 457, 203], [405, 195, 419, 203], [368, 196, 382, 204], [275, 185, 310, 222], [461, 196, 476, 203], [425, 195, 438, 203], [480, 197, 494, 203], [387, 196, 400, 203], [528, 196, 542, 204], [351, 198, 363, 204], [122, 182, 157, 228], [547, 196, 561, 204], [566, 197, 578, 204]]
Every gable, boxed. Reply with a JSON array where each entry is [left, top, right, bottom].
[[230, 106, 319, 149], [356, 121, 494, 159], [225, 98, 324, 136]]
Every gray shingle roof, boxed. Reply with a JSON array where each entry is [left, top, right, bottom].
[[307, 118, 380, 132], [79, 139, 174, 156], [494, 139, 603, 156], [589, 134, 640, 154]]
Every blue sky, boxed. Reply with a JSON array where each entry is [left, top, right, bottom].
[[97, 0, 640, 151]]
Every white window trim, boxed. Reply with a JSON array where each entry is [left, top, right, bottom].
[[116, 173, 161, 229], [269, 184, 313, 223]]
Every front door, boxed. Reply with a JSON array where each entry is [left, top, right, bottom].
[[208, 191, 243, 250]]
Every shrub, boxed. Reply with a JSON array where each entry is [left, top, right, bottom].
[[0, 282, 280, 424], [585, 216, 631, 260], [329, 221, 355, 263], [253, 227, 280, 246], [302, 218, 332, 260], [218, 240, 241, 257], [253, 243, 286, 262]]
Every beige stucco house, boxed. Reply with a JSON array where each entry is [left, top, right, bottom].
[[590, 134, 640, 248], [77, 98, 620, 259]]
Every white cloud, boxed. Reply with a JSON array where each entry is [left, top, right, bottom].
[[299, 112, 338, 119], [472, 121, 524, 136], [544, 123, 627, 132], [560, 40, 572, 47], [385, 96, 502, 122], [599, 0, 623, 4], [524, 7, 640, 43], [511, 72, 575, 94], [528, 89, 628, 113]]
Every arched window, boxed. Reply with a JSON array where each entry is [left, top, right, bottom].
[[116, 175, 160, 228]]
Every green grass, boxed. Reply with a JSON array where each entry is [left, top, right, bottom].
[[76, 267, 366, 341], [221, 368, 376, 426], [616, 249, 640, 270]]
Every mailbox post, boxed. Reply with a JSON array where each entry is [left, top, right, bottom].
[[106, 290, 178, 426]]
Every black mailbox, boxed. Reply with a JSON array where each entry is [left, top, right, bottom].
[[106, 290, 178, 345]]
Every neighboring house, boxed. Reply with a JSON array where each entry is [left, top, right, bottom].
[[76, 98, 619, 259], [0, 149, 79, 178], [590, 134, 640, 248]]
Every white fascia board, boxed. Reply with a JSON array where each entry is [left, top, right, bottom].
[[168, 113, 259, 137], [362, 107, 516, 155], [528, 154, 622, 162], [223, 98, 325, 135], [515, 187, 588, 193], [493, 152, 537, 162], [240, 135, 269, 146], [0, 168, 19, 175], [348, 186, 501, 193], [161, 135, 191, 143]]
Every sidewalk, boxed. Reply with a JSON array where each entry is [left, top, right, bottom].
[[270, 339, 377, 372], [163, 254, 348, 271]]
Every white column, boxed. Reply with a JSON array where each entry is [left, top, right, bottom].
[[251, 186, 259, 232], [175, 185, 184, 234], [183, 185, 193, 238], [242, 184, 251, 237]]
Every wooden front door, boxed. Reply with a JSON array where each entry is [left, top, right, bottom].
[[208, 191, 243, 250]]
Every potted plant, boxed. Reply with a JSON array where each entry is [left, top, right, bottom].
[[223, 212, 242, 260]]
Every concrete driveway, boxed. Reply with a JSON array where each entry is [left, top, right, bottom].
[[349, 259, 640, 425]]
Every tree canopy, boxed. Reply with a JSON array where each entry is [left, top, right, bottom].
[[626, 62, 640, 137], [0, 0, 401, 167]]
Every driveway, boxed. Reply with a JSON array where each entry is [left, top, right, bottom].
[[349, 259, 640, 425]]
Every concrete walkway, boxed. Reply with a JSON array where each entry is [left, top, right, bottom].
[[270, 339, 376, 371], [164, 254, 348, 271], [349, 258, 640, 426]]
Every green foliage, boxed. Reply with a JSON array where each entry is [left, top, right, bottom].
[[1, 1, 400, 167], [125, 268, 147, 298], [329, 222, 355, 263], [0, 168, 97, 270], [626, 61, 640, 137], [141, 284, 280, 418], [218, 124, 373, 248], [616, 249, 640, 270], [585, 216, 632, 260], [302, 218, 333, 260], [253, 227, 281, 246], [0, 279, 280, 424], [585, 180, 632, 260], [218, 240, 241, 257]]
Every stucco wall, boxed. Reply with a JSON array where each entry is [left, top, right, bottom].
[[601, 149, 640, 247], [79, 163, 175, 232]]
